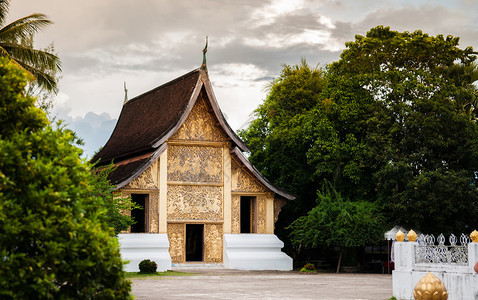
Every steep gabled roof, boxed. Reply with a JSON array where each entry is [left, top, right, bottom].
[[92, 69, 247, 165]]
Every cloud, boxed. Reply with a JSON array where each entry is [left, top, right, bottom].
[[8, 0, 478, 158]]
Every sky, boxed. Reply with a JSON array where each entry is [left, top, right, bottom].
[[8, 0, 478, 158]]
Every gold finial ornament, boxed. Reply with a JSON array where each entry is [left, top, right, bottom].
[[413, 272, 448, 300], [407, 229, 417, 242], [396, 230, 405, 242], [471, 230, 478, 243]]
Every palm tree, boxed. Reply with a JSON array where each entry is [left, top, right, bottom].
[[0, 0, 61, 93]]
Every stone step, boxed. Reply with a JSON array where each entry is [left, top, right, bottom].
[[172, 263, 225, 270]]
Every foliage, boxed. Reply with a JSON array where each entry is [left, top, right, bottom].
[[300, 263, 317, 273], [288, 184, 384, 272], [138, 259, 158, 273], [325, 26, 478, 234], [0, 58, 131, 299], [92, 163, 139, 235], [241, 26, 478, 241], [239, 59, 326, 223], [0, 0, 61, 93]]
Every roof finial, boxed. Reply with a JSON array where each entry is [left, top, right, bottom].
[[201, 36, 208, 69], [123, 81, 128, 104]]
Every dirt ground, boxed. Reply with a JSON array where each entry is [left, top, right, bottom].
[[130, 269, 393, 300]]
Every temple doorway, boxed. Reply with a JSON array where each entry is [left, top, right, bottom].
[[186, 224, 204, 261], [131, 194, 148, 233], [240, 196, 256, 233]]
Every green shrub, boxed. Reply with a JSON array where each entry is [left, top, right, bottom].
[[139, 259, 158, 273], [0, 58, 132, 298], [300, 263, 317, 273]]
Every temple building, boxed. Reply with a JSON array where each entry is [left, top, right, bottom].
[[92, 58, 294, 271]]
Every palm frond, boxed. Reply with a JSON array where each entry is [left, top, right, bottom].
[[0, 0, 10, 27], [1, 42, 61, 72], [15, 58, 58, 93], [1, 43, 61, 93], [0, 14, 52, 43]]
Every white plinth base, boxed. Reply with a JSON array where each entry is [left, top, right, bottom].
[[223, 234, 293, 271], [118, 233, 172, 272]]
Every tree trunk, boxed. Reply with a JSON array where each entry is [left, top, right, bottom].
[[336, 247, 344, 273]]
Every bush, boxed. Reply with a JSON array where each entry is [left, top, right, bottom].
[[0, 58, 132, 298], [139, 259, 158, 273], [300, 263, 317, 273]]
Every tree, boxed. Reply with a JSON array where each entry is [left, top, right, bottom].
[[92, 163, 139, 235], [324, 26, 478, 234], [0, 58, 131, 298], [239, 59, 326, 217], [288, 184, 384, 273], [0, 0, 61, 93]]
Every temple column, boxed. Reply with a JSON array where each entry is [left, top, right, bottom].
[[223, 145, 232, 233], [159, 147, 168, 233], [265, 194, 274, 234]]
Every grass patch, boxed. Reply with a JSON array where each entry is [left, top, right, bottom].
[[125, 270, 194, 279]]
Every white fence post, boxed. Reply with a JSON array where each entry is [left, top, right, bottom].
[[393, 241, 418, 299]]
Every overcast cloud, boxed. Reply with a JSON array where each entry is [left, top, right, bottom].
[[8, 0, 478, 158]]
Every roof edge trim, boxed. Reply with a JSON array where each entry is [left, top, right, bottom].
[[231, 147, 296, 200], [115, 143, 168, 189]]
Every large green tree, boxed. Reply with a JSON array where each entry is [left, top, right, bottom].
[[241, 26, 478, 246], [0, 58, 131, 298], [323, 26, 478, 234], [239, 60, 326, 218], [0, 0, 61, 93]]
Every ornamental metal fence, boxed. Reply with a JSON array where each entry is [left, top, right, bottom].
[[414, 233, 471, 265]]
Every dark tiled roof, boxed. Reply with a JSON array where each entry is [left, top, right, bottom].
[[92, 69, 201, 164], [108, 158, 148, 186]]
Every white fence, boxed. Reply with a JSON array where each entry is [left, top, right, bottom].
[[393, 234, 478, 300]]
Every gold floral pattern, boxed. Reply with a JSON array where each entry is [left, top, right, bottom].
[[171, 95, 227, 142], [204, 223, 223, 263], [167, 145, 222, 183], [123, 164, 157, 190], [256, 196, 266, 234], [167, 185, 223, 221], [149, 192, 159, 233], [232, 161, 267, 193], [231, 195, 240, 234], [274, 198, 287, 224], [167, 223, 185, 263]]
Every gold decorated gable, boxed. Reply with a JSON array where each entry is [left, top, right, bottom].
[[170, 94, 227, 142], [167, 145, 222, 183], [167, 185, 223, 221], [122, 160, 158, 190], [231, 160, 268, 193]]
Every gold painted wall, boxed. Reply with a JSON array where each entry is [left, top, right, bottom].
[[167, 223, 185, 263], [167, 185, 223, 221]]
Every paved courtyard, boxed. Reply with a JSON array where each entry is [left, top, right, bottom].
[[131, 269, 392, 299]]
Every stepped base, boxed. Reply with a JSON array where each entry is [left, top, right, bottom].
[[223, 234, 293, 271], [118, 233, 172, 272]]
